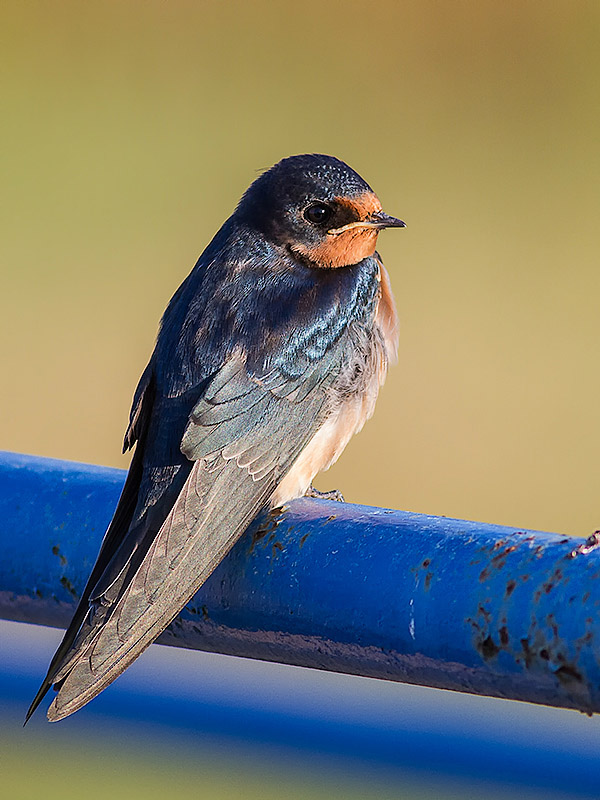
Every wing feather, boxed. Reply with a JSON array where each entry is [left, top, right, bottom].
[[46, 345, 343, 721], [24, 366, 156, 724]]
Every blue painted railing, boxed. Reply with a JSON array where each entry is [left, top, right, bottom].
[[1, 450, 599, 713]]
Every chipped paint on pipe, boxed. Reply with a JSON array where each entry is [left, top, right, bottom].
[[1, 451, 599, 713]]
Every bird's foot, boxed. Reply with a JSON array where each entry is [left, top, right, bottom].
[[305, 485, 345, 503]]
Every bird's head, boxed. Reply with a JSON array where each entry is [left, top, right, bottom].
[[237, 154, 405, 269]]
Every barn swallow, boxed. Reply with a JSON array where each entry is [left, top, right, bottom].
[[26, 154, 404, 722]]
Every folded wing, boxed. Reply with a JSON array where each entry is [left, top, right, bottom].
[[45, 343, 344, 721]]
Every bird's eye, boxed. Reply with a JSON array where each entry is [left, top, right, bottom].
[[304, 203, 333, 226]]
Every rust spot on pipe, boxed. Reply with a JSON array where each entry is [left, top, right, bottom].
[[59, 576, 78, 599], [249, 529, 268, 553], [520, 637, 533, 668], [492, 539, 509, 551], [491, 545, 517, 570], [478, 634, 500, 660], [555, 663, 583, 685], [51, 545, 67, 567], [249, 513, 282, 554], [479, 566, 491, 583], [547, 613, 559, 638], [272, 540, 284, 557], [505, 579, 517, 597]]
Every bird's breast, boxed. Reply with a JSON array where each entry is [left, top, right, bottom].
[[270, 260, 397, 508]]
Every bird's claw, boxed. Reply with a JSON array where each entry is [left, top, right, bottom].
[[305, 485, 345, 503]]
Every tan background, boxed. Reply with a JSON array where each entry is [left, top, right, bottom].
[[2, 1, 598, 536]]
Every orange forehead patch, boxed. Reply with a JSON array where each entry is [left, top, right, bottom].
[[334, 191, 382, 221]]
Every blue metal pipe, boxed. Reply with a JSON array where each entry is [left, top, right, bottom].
[[1, 450, 599, 713]]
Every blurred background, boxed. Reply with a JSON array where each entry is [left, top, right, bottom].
[[2, 1, 599, 797]]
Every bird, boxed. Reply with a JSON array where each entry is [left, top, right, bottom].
[[26, 153, 405, 722]]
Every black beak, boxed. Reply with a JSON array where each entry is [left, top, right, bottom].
[[369, 211, 406, 229]]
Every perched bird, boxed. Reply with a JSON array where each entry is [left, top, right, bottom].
[[27, 154, 405, 722]]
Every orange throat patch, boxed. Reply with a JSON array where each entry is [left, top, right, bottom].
[[296, 228, 379, 269], [293, 191, 383, 269]]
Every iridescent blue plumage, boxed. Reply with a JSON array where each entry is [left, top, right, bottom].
[[27, 154, 403, 722]]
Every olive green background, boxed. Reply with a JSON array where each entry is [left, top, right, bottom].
[[2, 2, 599, 798], [2, 1, 598, 537]]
